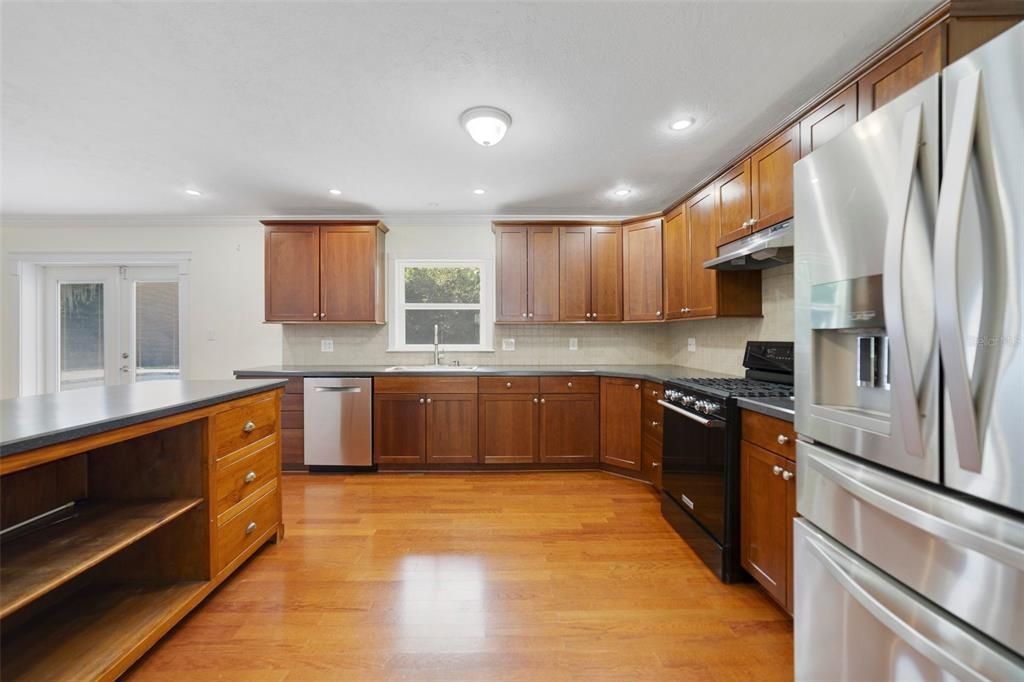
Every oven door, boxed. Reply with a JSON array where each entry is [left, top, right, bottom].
[[659, 400, 727, 543]]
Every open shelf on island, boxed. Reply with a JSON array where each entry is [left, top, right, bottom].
[[0, 498, 204, 619]]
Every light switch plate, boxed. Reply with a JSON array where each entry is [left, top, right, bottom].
[[688, 337, 697, 352], [568, 337, 578, 351], [320, 339, 334, 352], [502, 338, 516, 351]]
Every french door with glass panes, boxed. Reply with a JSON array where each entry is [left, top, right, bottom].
[[44, 265, 182, 392]]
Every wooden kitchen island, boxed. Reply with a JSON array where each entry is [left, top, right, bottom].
[[0, 379, 286, 681]]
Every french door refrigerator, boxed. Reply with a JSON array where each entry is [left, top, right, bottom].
[[793, 22, 1023, 680]]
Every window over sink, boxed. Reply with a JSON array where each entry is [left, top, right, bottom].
[[389, 260, 493, 352]]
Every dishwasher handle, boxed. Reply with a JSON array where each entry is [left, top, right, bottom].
[[313, 386, 363, 393]]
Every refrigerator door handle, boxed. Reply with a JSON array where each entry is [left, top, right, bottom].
[[934, 69, 1000, 473], [802, 529, 1012, 682], [803, 444, 1024, 569], [883, 104, 927, 458]]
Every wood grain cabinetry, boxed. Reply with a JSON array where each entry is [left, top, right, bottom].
[[641, 381, 664, 489], [538, 393, 599, 464], [236, 376, 304, 470], [750, 125, 798, 231], [373, 394, 427, 464], [739, 409, 797, 614], [494, 224, 560, 323], [662, 207, 688, 321], [263, 221, 387, 323], [374, 377, 479, 465], [715, 159, 753, 245], [426, 394, 479, 464], [600, 377, 642, 471], [557, 224, 622, 322], [799, 83, 858, 155], [622, 217, 664, 321], [479, 393, 538, 464], [857, 24, 943, 118]]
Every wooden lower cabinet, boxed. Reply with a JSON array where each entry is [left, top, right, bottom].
[[739, 410, 798, 614], [641, 381, 664, 489], [600, 378, 642, 471], [538, 393, 599, 464], [426, 394, 478, 464], [374, 394, 426, 464], [479, 394, 538, 464]]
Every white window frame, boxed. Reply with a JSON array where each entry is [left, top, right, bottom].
[[389, 259, 493, 352]]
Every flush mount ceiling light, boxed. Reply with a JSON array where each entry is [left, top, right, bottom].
[[614, 188, 632, 197], [670, 117, 696, 131], [184, 189, 202, 196], [328, 188, 342, 195], [460, 106, 511, 147], [473, 188, 486, 195]]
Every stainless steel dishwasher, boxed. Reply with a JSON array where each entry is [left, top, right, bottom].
[[303, 377, 372, 468]]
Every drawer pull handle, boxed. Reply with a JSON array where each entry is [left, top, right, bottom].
[[506, 382, 512, 388], [777, 434, 790, 445], [243, 471, 257, 484], [243, 420, 256, 433], [245, 521, 257, 535], [567, 382, 573, 388], [772, 465, 783, 476]]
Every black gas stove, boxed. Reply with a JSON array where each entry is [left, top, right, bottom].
[[659, 341, 794, 582]]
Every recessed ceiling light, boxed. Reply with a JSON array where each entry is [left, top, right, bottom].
[[328, 188, 342, 195], [473, 188, 486, 195], [614, 188, 632, 197], [670, 117, 696, 131], [184, 189, 202, 197], [460, 106, 511, 146]]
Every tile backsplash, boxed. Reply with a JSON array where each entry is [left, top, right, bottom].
[[283, 265, 794, 375]]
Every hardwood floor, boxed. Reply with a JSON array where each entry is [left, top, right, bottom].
[[126, 472, 793, 681]]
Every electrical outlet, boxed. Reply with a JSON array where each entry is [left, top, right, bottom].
[[206, 329, 216, 341], [688, 337, 697, 353], [568, 337, 578, 351], [320, 339, 334, 352], [502, 338, 516, 351]]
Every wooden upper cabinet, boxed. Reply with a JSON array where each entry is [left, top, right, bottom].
[[684, 185, 719, 319], [590, 226, 623, 321], [740, 441, 790, 607], [622, 217, 664, 321], [539, 393, 599, 464], [559, 226, 591, 322], [320, 225, 383, 322], [857, 23, 943, 118], [494, 225, 529, 322], [527, 226, 559, 322], [715, 158, 752, 246], [662, 207, 688, 321], [750, 125, 799, 232], [800, 83, 858, 156], [425, 394, 478, 464], [264, 224, 320, 322], [600, 377, 642, 471]]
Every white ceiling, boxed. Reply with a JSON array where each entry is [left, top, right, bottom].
[[1, 0, 938, 217]]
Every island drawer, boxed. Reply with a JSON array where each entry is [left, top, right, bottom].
[[217, 482, 279, 572], [479, 377, 539, 394], [538, 376, 599, 394], [211, 394, 278, 458], [214, 439, 279, 520]]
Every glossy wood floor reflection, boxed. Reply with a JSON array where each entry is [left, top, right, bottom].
[[126, 473, 793, 681]]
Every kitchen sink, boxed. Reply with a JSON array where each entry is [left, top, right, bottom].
[[384, 365, 480, 372]]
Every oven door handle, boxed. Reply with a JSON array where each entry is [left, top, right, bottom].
[[658, 400, 724, 428]]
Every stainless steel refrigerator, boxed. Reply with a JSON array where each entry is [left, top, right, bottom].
[[793, 22, 1024, 679]]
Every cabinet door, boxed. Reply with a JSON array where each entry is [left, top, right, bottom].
[[800, 83, 857, 156], [426, 394, 478, 464], [684, 186, 719, 319], [857, 24, 942, 118], [622, 218, 664, 321], [495, 226, 529, 322], [479, 394, 537, 464], [320, 225, 377, 322], [538, 394, 599, 464], [558, 226, 591, 322], [715, 158, 752, 245], [600, 378, 642, 471], [528, 226, 560, 322], [374, 394, 425, 464], [785, 459, 797, 614], [663, 208, 688, 320], [642, 433, 663, 490], [750, 125, 798, 231], [265, 225, 320, 322], [590, 225, 623, 321], [740, 441, 789, 606]]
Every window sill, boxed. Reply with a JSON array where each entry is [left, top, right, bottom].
[[386, 347, 495, 353]]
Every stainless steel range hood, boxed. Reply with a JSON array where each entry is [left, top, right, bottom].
[[704, 219, 793, 270]]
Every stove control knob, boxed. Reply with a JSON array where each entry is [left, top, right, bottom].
[[706, 403, 720, 414], [664, 390, 679, 401], [682, 395, 695, 406], [695, 400, 707, 413]]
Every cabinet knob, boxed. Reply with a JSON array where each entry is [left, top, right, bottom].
[[522, 312, 528, 318], [777, 434, 790, 445], [419, 397, 425, 404], [506, 382, 512, 389], [651, 420, 659, 428], [634, 384, 640, 390], [243, 420, 256, 433], [426, 397, 432, 404], [320, 312, 325, 318], [540, 398, 546, 404], [245, 521, 257, 535], [533, 397, 539, 404], [567, 382, 573, 388], [313, 314, 319, 319], [528, 312, 534, 318], [585, 313, 591, 319], [243, 471, 257, 484], [782, 470, 794, 481], [651, 462, 660, 468], [772, 465, 783, 476], [656, 311, 661, 317]]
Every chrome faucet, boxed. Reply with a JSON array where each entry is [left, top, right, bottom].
[[433, 324, 442, 366]]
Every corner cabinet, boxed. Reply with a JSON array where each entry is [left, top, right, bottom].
[[263, 220, 387, 323], [600, 377, 642, 472]]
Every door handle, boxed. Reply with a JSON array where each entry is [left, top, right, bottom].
[[882, 104, 928, 458], [657, 400, 724, 429], [313, 386, 363, 393]]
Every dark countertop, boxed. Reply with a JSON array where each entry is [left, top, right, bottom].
[[234, 364, 739, 384], [0, 379, 288, 458], [737, 396, 796, 422]]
